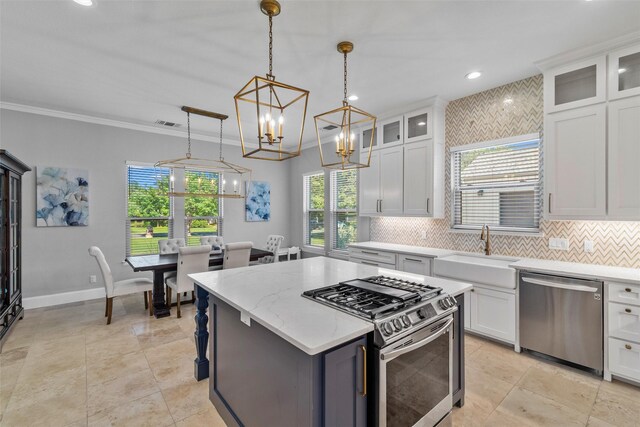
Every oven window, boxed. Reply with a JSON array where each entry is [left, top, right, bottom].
[[386, 333, 450, 427]]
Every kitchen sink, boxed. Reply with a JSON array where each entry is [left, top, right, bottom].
[[433, 253, 518, 289]]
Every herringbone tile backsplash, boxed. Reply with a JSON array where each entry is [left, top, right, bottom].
[[370, 75, 640, 268]]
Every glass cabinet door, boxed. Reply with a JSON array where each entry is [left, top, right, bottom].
[[360, 126, 377, 151], [609, 44, 640, 100], [546, 56, 606, 112], [379, 116, 403, 148], [404, 107, 433, 143]]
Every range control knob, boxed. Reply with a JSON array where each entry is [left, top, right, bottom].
[[401, 315, 412, 327], [382, 322, 394, 336], [417, 308, 427, 319], [393, 318, 403, 331], [438, 299, 449, 310]]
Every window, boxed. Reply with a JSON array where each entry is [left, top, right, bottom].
[[451, 134, 541, 232], [126, 164, 173, 256], [303, 172, 325, 248], [184, 169, 222, 245], [331, 169, 358, 250]]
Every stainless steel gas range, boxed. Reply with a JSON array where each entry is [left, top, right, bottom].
[[303, 275, 458, 427]]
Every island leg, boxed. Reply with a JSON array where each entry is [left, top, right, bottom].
[[152, 270, 171, 318], [194, 284, 210, 381]]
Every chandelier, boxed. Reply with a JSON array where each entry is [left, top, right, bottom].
[[155, 106, 252, 199], [314, 41, 376, 169], [233, 0, 310, 161]]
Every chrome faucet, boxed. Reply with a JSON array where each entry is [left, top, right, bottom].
[[480, 225, 491, 256]]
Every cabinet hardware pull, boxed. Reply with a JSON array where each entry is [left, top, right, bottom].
[[427, 198, 430, 213], [379, 199, 383, 212], [548, 193, 552, 213], [625, 288, 632, 292], [625, 308, 632, 313], [361, 261, 379, 266], [360, 345, 367, 397], [405, 258, 423, 263], [362, 251, 379, 256], [470, 289, 475, 292], [625, 344, 632, 350]]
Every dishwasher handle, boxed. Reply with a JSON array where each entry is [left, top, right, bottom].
[[521, 276, 599, 293]]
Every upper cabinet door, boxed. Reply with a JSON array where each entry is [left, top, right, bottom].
[[358, 150, 381, 215], [545, 56, 606, 113], [404, 107, 433, 143], [360, 125, 378, 152], [378, 116, 404, 149], [608, 96, 640, 220], [545, 104, 607, 219], [379, 146, 404, 214], [403, 140, 433, 216], [609, 44, 640, 100]]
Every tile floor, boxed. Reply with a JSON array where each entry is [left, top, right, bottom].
[[1, 295, 639, 427]]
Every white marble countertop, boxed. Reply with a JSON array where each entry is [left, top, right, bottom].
[[348, 241, 455, 258], [510, 258, 640, 285], [189, 257, 472, 355]]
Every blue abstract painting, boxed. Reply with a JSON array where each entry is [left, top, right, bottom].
[[245, 181, 270, 222], [36, 166, 89, 227]]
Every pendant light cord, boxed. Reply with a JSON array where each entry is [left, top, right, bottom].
[[186, 111, 192, 158], [219, 118, 224, 161], [268, 14, 273, 77], [343, 51, 348, 103]]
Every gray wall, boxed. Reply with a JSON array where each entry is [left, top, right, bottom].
[[0, 109, 291, 298]]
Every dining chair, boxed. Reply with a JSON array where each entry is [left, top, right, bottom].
[[89, 246, 154, 324], [223, 242, 253, 269], [165, 245, 211, 318], [199, 235, 224, 251], [158, 238, 185, 254], [256, 235, 284, 264]]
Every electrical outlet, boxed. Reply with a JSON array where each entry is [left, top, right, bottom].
[[584, 240, 594, 253], [549, 238, 570, 251], [89, 275, 97, 284], [421, 231, 427, 240]]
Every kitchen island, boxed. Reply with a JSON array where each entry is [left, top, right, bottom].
[[189, 257, 472, 427]]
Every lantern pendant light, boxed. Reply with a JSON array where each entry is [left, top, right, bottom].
[[314, 41, 376, 169], [233, 0, 310, 161]]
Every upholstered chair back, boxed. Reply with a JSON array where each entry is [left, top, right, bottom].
[[175, 245, 211, 290], [223, 242, 253, 269], [259, 235, 284, 264], [158, 238, 185, 254], [199, 236, 224, 249], [88, 246, 114, 297]]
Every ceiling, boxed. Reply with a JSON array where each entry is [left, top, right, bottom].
[[2, 0, 640, 143]]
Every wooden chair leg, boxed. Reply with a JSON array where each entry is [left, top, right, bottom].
[[106, 297, 113, 325], [105, 297, 108, 317], [167, 287, 172, 309], [144, 292, 148, 310], [192, 290, 195, 304], [148, 291, 154, 316], [176, 293, 181, 319]]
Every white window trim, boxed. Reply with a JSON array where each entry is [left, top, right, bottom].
[[183, 169, 224, 245], [303, 171, 326, 252], [329, 169, 358, 253], [449, 133, 542, 234]]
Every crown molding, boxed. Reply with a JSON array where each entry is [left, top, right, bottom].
[[535, 31, 640, 72], [0, 101, 243, 146]]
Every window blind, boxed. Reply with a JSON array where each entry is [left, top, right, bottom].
[[452, 137, 541, 231], [330, 169, 358, 250], [126, 164, 172, 256], [184, 169, 223, 245], [303, 172, 325, 248]]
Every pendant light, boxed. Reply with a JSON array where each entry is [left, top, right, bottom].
[[155, 106, 252, 199], [314, 41, 376, 169], [233, 0, 310, 161]]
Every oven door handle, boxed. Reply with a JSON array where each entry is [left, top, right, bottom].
[[380, 317, 454, 362]]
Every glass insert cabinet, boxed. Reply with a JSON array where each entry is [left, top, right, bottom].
[[0, 150, 30, 351]]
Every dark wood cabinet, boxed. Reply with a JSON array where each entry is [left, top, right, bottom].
[[0, 150, 30, 351]]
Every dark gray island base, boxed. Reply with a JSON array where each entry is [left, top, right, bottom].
[[193, 284, 465, 427]]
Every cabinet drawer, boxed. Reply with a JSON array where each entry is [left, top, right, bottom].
[[608, 282, 640, 306], [398, 254, 432, 276], [349, 248, 397, 265], [609, 337, 640, 381], [608, 303, 640, 343]]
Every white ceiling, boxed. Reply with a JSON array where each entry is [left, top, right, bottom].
[[2, 0, 640, 143]]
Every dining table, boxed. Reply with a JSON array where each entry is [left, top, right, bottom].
[[125, 247, 273, 318]]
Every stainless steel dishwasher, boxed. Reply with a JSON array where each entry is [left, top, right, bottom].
[[519, 271, 603, 373]]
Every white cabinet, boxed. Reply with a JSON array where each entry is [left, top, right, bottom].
[[379, 146, 404, 215], [379, 116, 403, 149], [608, 97, 640, 219], [607, 281, 640, 383], [608, 44, 640, 100], [469, 286, 516, 343], [397, 254, 431, 276], [545, 104, 607, 219], [403, 140, 443, 217], [404, 107, 433, 143], [360, 125, 378, 152], [544, 56, 606, 113], [608, 303, 640, 343], [359, 151, 380, 215], [608, 338, 640, 381], [348, 247, 397, 267], [609, 282, 640, 306]]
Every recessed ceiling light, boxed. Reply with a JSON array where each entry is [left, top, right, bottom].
[[417, 121, 426, 126], [73, 0, 93, 6], [348, 94, 358, 101], [618, 68, 627, 74], [465, 71, 482, 80]]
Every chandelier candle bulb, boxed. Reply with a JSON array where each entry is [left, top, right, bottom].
[[278, 115, 283, 138]]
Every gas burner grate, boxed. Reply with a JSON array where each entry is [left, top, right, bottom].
[[362, 275, 442, 297]]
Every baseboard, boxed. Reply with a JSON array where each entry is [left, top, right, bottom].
[[23, 287, 105, 310]]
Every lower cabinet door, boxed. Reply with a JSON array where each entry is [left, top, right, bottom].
[[609, 337, 640, 381], [470, 287, 516, 343], [324, 336, 367, 427], [608, 303, 640, 343]]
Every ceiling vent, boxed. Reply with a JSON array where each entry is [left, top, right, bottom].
[[155, 120, 181, 128], [322, 124, 338, 131]]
